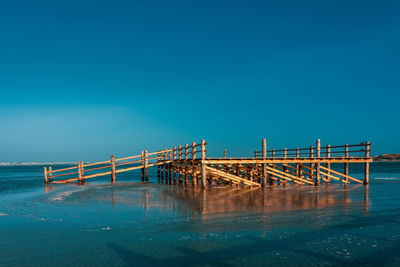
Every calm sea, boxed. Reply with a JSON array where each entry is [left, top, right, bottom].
[[0, 162, 399, 266]]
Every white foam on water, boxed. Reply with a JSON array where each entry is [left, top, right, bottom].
[[374, 177, 400, 180]]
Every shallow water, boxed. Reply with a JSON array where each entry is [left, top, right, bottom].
[[0, 163, 400, 266]]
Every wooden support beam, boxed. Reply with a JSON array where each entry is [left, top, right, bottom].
[[173, 147, 177, 184], [111, 156, 116, 183], [201, 139, 207, 187], [160, 151, 164, 183], [262, 138, 267, 187], [141, 150, 144, 182], [364, 141, 370, 184], [185, 144, 189, 185], [168, 149, 172, 184], [178, 145, 182, 184], [319, 165, 364, 184], [157, 151, 160, 183], [326, 145, 331, 182], [144, 150, 148, 182], [309, 146, 314, 181], [78, 161, 83, 183], [270, 149, 275, 185], [344, 143, 349, 183], [192, 142, 197, 186]]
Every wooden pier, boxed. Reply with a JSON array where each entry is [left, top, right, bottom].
[[44, 139, 372, 187]]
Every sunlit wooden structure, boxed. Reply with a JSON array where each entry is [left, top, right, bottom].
[[44, 139, 372, 186]]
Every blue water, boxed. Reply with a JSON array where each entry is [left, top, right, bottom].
[[0, 162, 400, 266]]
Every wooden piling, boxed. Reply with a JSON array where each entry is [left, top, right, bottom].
[[315, 139, 320, 186], [262, 138, 267, 187], [310, 146, 314, 180], [364, 141, 370, 184], [44, 167, 48, 184], [168, 149, 172, 184], [144, 150, 149, 182], [185, 144, 189, 185], [157, 151, 160, 182], [192, 142, 197, 186], [48, 166, 53, 182], [201, 139, 207, 187], [173, 147, 177, 184], [111, 156, 116, 183], [78, 161, 83, 183], [344, 143, 349, 183], [270, 149, 275, 185], [178, 145, 182, 184], [326, 145, 331, 182]]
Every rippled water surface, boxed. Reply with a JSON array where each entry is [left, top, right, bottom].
[[0, 163, 400, 266]]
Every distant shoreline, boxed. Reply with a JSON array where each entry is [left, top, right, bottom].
[[0, 162, 76, 166], [373, 153, 400, 162]]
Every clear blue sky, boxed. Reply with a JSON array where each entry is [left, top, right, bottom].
[[0, 0, 399, 162]]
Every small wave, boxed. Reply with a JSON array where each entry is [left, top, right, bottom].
[[374, 177, 400, 180]]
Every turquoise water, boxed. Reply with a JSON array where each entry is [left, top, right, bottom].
[[0, 163, 400, 266]]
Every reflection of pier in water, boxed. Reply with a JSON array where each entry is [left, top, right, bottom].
[[158, 185, 370, 220], [45, 183, 369, 221]]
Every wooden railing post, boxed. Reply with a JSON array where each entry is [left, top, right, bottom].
[[201, 139, 207, 187], [78, 161, 83, 183], [48, 166, 53, 182], [111, 156, 116, 183], [262, 138, 267, 187], [315, 139, 320, 186], [224, 149, 226, 158], [192, 142, 197, 186], [284, 148, 287, 158], [44, 167, 48, 184], [326, 145, 331, 182], [364, 141, 370, 184], [344, 143, 349, 183], [144, 150, 148, 182]]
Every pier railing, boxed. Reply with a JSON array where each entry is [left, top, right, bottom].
[[254, 142, 371, 159], [44, 140, 207, 184]]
